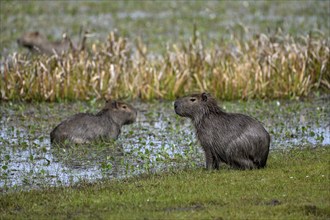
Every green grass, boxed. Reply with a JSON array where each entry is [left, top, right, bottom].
[[1, 147, 329, 219]]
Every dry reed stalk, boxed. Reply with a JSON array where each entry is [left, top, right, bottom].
[[1, 31, 328, 101]]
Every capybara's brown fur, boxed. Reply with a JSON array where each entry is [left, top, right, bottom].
[[17, 31, 87, 55], [174, 92, 270, 170], [50, 100, 137, 145]]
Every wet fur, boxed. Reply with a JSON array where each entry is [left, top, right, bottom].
[[174, 93, 270, 170], [50, 100, 137, 145]]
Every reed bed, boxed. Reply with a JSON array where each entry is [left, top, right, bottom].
[[1, 31, 329, 101]]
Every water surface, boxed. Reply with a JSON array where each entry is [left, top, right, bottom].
[[1, 99, 329, 192]]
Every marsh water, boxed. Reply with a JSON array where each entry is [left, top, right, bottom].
[[0, 99, 329, 192]]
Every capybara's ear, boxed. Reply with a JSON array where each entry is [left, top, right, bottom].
[[201, 92, 208, 101], [33, 31, 40, 36], [111, 101, 118, 108]]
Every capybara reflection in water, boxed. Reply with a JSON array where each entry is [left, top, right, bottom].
[[50, 100, 137, 145], [17, 31, 87, 55], [174, 92, 270, 170]]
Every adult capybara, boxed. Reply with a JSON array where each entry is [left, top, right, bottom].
[[50, 100, 137, 145], [17, 31, 86, 55], [174, 92, 270, 170]]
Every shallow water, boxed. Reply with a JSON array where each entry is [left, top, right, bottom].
[[0, 99, 329, 192]]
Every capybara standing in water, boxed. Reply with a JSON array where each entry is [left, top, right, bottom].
[[17, 31, 86, 55], [174, 92, 270, 170], [50, 100, 137, 145]]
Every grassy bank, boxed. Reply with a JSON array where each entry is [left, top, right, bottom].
[[1, 147, 329, 219]]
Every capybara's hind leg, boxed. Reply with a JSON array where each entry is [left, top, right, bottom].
[[232, 159, 257, 170], [212, 155, 220, 170]]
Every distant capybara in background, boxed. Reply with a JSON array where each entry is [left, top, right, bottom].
[[174, 92, 270, 170], [50, 100, 137, 145], [17, 31, 87, 55]]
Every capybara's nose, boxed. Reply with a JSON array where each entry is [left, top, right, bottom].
[[174, 102, 178, 109]]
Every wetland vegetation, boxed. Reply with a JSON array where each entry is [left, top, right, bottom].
[[0, 1, 329, 219], [1, 1, 329, 101]]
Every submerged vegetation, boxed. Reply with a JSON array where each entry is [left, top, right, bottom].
[[1, 30, 329, 101], [1, 99, 329, 192]]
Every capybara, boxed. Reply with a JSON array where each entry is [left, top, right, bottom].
[[50, 100, 137, 145], [17, 31, 86, 55], [174, 92, 270, 170]]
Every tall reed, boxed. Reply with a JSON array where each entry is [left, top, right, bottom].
[[1, 31, 329, 101]]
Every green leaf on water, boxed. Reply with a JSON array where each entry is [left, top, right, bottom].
[[44, 159, 51, 166], [309, 131, 315, 137]]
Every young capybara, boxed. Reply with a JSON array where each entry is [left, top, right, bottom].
[[174, 92, 270, 170], [50, 100, 137, 145], [17, 31, 86, 55]]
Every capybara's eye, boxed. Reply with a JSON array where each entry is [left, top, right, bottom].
[[122, 105, 127, 109], [190, 98, 196, 102]]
